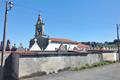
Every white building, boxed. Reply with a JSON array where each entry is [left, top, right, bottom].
[[29, 15, 90, 51], [30, 37, 90, 51]]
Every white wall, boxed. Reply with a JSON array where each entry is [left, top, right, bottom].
[[45, 43, 61, 51], [45, 42, 77, 51]]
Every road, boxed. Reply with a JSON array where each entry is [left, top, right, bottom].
[[21, 63, 120, 80]]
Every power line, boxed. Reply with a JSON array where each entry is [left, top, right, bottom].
[[1, 0, 43, 14], [15, 2, 43, 14]]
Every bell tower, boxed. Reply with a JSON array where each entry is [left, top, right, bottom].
[[35, 14, 45, 37], [29, 14, 49, 51]]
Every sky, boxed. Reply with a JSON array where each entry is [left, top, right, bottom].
[[0, 0, 120, 48]]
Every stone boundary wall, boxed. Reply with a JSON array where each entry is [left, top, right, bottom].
[[19, 52, 103, 78], [102, 52, 119, 61], [1, 51, 117, 79], [0, 51, 11, 66]]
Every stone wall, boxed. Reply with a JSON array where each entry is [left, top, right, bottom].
[[102, 52, 119, 61], [1, 52, 116, 78], [19, 53, 102, 78], [0, 51, 11, 66]]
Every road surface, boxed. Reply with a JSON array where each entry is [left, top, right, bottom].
[[21, 63, 120, 80]]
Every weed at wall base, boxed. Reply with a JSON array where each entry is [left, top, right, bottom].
[[71, 61, 117, 71]]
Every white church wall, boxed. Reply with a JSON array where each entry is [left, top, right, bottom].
[[45, 42, 77, 51], [45, 43, 61, 51], [67, 44, 77, 50]]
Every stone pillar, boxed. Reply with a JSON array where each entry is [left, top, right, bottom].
[[0, 66, 3, 80], [3, 53, 19, 80]]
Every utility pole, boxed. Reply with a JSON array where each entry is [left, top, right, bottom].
[[117, 24, 120, 61], [1, 0, 13, 67]]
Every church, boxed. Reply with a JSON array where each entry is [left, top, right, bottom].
[[29, 15, 90, 51]]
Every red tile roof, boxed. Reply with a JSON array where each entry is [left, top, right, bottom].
[[49, 38, 90, 49], [49, 38, 78, 44], [77, 43, 90, 48]]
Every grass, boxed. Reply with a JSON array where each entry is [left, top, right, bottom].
[[71, 61, 117, 71]]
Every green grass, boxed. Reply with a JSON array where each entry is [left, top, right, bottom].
[[71, 61, 117, 71]]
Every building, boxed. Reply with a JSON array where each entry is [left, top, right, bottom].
[[29, 14, 49, 51], [45, 38, 90, 51], [29, 15, 90, 51]]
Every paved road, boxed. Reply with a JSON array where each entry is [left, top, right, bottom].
[[21, 63, 120, 80]]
